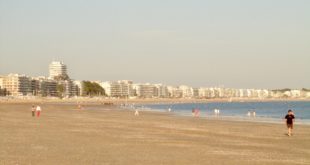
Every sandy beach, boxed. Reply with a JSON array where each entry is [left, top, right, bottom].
[[0, 103, 310, 165]]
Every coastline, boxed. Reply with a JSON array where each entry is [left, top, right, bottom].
[[134, 108, 310, 126], [1, 97, 310, 105], [2, 98, 309, 125]]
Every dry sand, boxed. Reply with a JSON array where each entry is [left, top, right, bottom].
[[0, 103, 309, 165]]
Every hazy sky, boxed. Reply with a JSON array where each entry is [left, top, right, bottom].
[[0, 0, 309, 89]]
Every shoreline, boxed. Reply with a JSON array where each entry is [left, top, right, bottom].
[[2, 98, 309, 126], [1, 97, 310, 105], [132, 108, 310, 126]]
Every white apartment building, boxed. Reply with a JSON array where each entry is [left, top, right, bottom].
[[134, 83, 157, 98], [101, 80, 133, 98], [193, 88, 199, 98], [49, 61, 67, 79], [198, 88, 207, 98], [0, 76, 4, 95], [154, 84, 169, 98], [306, 92, 310, 98], [100, 82, 112, 96], [0, 76, 3, 89], [256, 89, 270, 98], [291, 90, 301, 98], [239, 89, 247, 98], [74, 80, 83, 96], [2, 74, 32, 96], [179, 85, 194, 98], [167, 86, 183, 98]]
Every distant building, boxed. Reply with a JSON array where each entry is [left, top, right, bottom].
[[31, 78, 40, 96], [68, 80, 78, 97], [134, 83, 157, 98], [49, 61, 67, 79], [100, 82, 112, 96], [0, 76, 4, 89], [100, 80, 133, 98], [0, 76, 6, 96], [193, 88, 199, 98], [32, 77, 57, 97], [154, 84, 169, 98], [57, 80, 78, 97], [40, 79, 57, 97], [239, 89, 246, 98], [301, 89, 310, 98], [290, 90, 301, 98], [73, 80, 83, 96], [1, 74, 32, 96], [167, 86, 183, 98], [179, 85, 193, 98], [48, 61, 78, 97]]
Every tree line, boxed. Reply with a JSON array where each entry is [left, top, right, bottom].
[[82, 81, 105, 96]]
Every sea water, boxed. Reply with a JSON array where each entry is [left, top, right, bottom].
[[142, 101, 310, 125]]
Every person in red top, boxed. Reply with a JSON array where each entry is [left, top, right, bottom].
[[285, 109, 295, 136], [36, 105, 42, 117]]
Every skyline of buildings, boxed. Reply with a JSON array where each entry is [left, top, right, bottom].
[[0, 61, 309, 99]]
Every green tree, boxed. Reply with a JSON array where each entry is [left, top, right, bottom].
[[82, 81, 105, 96], [272, 88, 291, 93], [56, 84, 65, 98]]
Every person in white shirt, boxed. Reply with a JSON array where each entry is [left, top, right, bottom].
[[36, 105, 42, 117], [135, 109, 139, 116]]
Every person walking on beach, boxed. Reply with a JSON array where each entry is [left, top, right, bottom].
[[36, 105, 42, 117], [247, 111, 251, 117], [285, 110, 295, 136], [194, 108, 200, 117], [31, 105, 36, 117], [214, 109, 220, 117], [135, 109, 139, 116]]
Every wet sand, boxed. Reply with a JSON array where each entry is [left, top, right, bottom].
[[0, 103, 309, 165]]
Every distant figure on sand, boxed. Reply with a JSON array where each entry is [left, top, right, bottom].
[[285, 110, 295, 136], [192, 108, 195, 116], [168, 108, 171, 112], [214, 109, 220, 116], [31, 105, 36, 117], [248, 110, 256, 118], [36, 105, 42, 117], [135, 109, 139, 116], [194, 108, 200, 117], [77, 103, 82, 110], [247, 111, 251, 117]]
